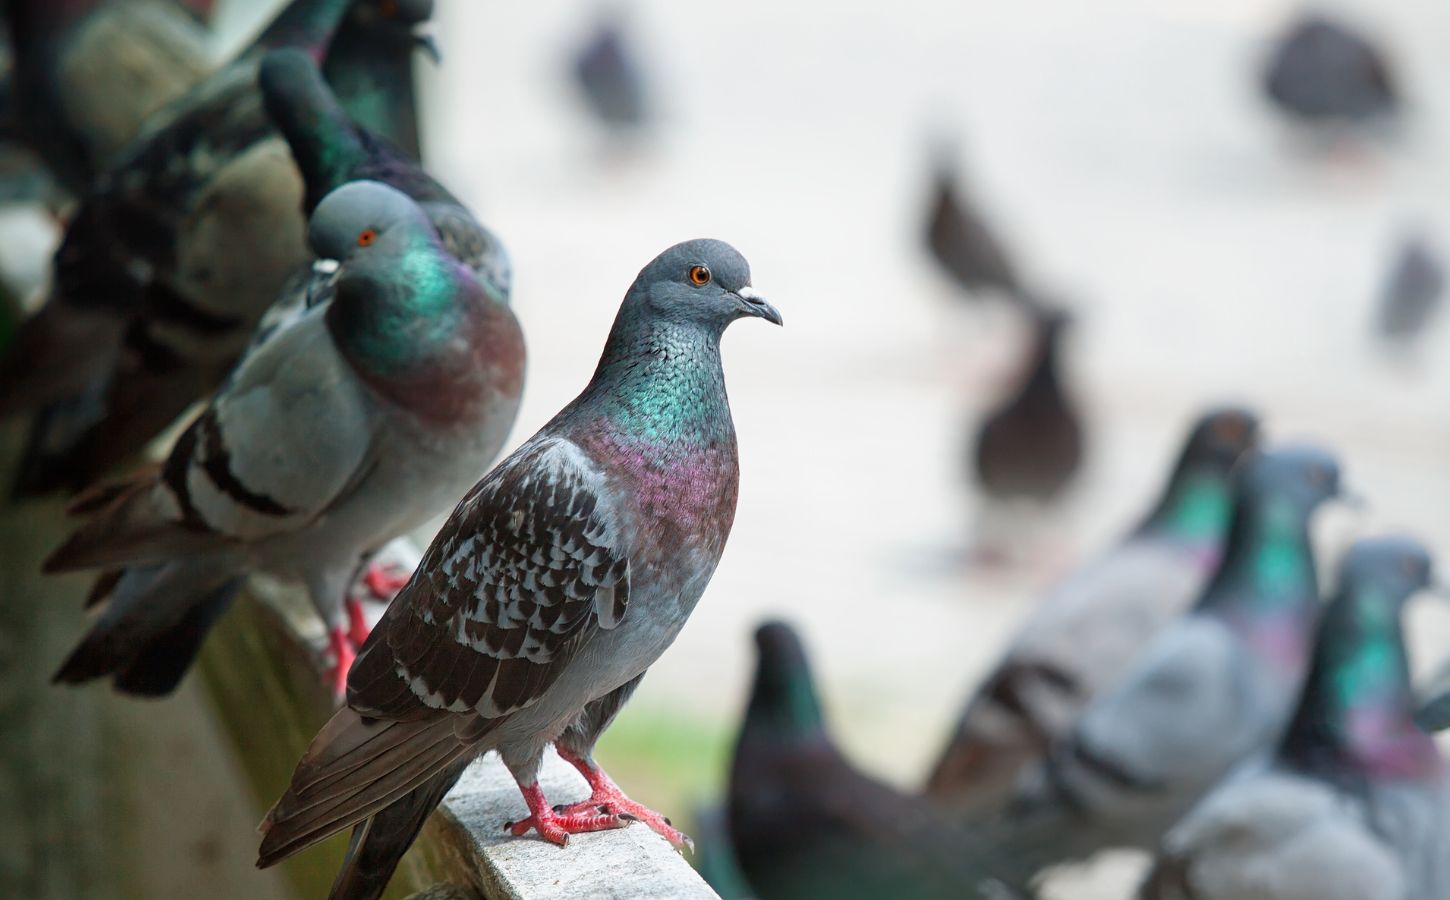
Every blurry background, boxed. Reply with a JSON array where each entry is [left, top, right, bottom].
[[7, 0, 1450, 897]]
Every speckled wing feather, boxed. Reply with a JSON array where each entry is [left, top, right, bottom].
[[348, 436, 631, 720]]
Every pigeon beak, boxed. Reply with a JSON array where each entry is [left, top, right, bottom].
[[414, 33, 442, 65], [736, 286, 783, 326]]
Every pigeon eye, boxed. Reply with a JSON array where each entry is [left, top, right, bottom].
[[688, 265, 711, 286], [357, 228, 377, 247]]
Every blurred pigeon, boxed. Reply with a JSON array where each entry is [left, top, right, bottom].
[[1374, 230, 1443, 346], [923, 155, 1020, 300], [1142, 536, 1448, 900], [571, 10, 649, 135], [256, 240, 780, 900], [928, 407, 1260, 815], [977, 446, 1344, 890], [1262, 13, 1398, 133], [0, 0, 433, 497], [46, 180, 525, 698], [1413, 658, 1450, 734], [973, 305, 1083, 506], [4, 0, 213, 196], [323, 0, 436, 160], [729, 622, 1001, 900]]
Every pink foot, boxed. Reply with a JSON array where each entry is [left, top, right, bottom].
[[554, 747, 694, 852], [362, 560, 412, 601], [504, 781, 631, 846], [345, 597, 371, 648], [325, 627, 357, 699]]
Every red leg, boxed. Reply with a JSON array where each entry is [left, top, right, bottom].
[[324, 627, 356, 699], [503, 780, 630, 846], [553, 746, 694, 852], [362, 560, 412, 600], [345, 597, 371, 648]]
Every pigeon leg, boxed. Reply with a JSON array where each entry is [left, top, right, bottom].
[[362, 560, 411, 600], [324, 627, 356, 699], [503, 780, 630, 846], [345, 597, 371, 648], [553, 746, 694, 852]]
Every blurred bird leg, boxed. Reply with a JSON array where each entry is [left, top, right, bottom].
[[345, 597, 371, 647], [362, 559, 412, 599], [325, 627, 357, 699], [504, 780, 631, 847], [553, 745, 695, 852]]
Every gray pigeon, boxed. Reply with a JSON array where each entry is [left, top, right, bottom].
[[46, 181, 525, 698], [975, 445, 1345, 890], [571, 10, 649, 135], [928, 407, 1260, 816], [257, 239, 781, 900], [1263, 13, 1398, 133], [1142, 536, 1450, 900]]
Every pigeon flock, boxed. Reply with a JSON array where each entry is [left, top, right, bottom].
[[1, 2, 1448, 900]]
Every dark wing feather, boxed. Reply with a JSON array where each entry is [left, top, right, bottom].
[[348, 436, 632, 720]]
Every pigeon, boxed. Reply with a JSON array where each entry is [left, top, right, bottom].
[[322, 0, 436, 161], [972, 305, 1084, 506], [923, 154, 1020, 300], [728, 622, 1001, 900], [1142, 536, 1450, 900], [1374, 230, 1444, 347], [975, 445, 1345, 890], [571, 10, 650, 135], [3, 0, 213, 196], [927, 407, 1261, 816], [256, 239, 781, 900], [1262, 13, 1398, 134], [0, 0, 434, 497], [45, 180, 525, 699]]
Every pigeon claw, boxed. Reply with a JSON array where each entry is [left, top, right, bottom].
[[344, 597, 372, 648], [361, 560, 412, 600], [505, 807, 629, 846], [549, 793, 694, 853]]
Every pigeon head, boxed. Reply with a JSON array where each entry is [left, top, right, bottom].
[[1240, 443, 1343, 513], [1185, 407, 1261, 471], [347, 0, 438, 61], [626, 239, 782, 332], [1337, 536, 1434, 606], [308, 180, 438, 266], [744, 621, 825, 742]]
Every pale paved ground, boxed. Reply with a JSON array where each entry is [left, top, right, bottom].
[[17, 0, 1450, 897]]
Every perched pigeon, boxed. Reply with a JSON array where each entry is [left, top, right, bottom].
[[4, 0, 213, 195], [1142, 536, 1450, 900], [976, 446, 1345, 890], [571, 11, 649, 135], [1262, 13, 1398, 132], [256, 239, 780, 900], [729, 622, 1000, 900], [0, 0, 430, 497], [928, 407, 1260, 816], [972, 305, 1083, 506], [923, 155, 1020, 300], [1375, 231, 1444, 346], [322, 0, 436, 161], [46, 180, 525, 698]]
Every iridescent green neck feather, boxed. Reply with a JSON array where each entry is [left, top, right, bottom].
[[1282, 585, 1440, 778], [582, 319, 732, 446], [1141, 469, 1234, 547], [1197, 495, 1315, 619]]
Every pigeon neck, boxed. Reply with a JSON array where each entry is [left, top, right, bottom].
[[328, 236, 519, 421], [1281, 587, 1441, 780], [1020, 330, 1062, 397], [265, 72, 372, 212], [584, 319, 733, 447], [1196, 494, 1319, 666], [254, 0, 352, 57], [1138, 466, 1234, 555], [323, 13, 424, 157], [744, 650, 827, 746]]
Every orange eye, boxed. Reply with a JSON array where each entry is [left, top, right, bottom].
[[357, 228, 377, 247], [688, 265, 711, 286]]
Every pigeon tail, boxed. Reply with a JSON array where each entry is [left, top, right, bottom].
[[327, 759, 469, 900], [53, 560, 245, 696]]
